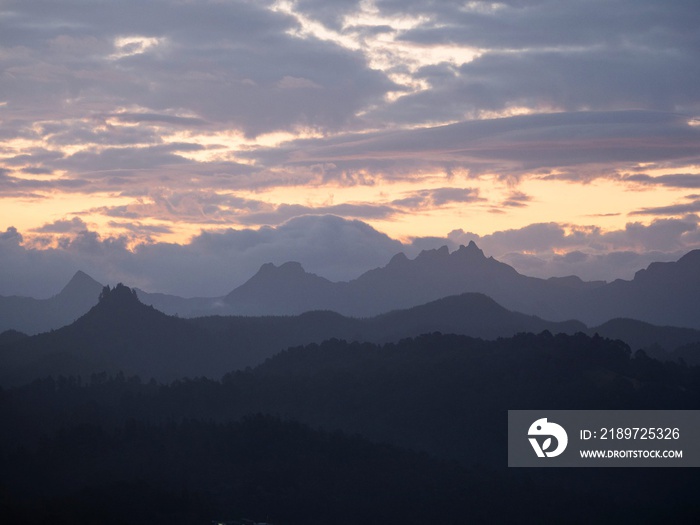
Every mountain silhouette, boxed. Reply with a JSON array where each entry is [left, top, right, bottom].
[[0, 329, 27, 346], [223, 261, 344, 315], [0, 270, 104, 334], [212, 244, 700, 328], [0, 284, 220, 385], [3, 246, 700, 335], [589, 318, 700, 359], [576, 249, 700, 327], [0, 289, 599, 387], [363, 293, 586, 341], [195, 241, 606, 319]]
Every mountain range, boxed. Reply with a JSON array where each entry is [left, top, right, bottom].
[[3, 280, 700, 386], [0, 285, 587, 386], [1, 242, 699, 336], [141, 242, 700, 329]]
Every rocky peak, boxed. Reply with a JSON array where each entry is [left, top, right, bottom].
[[97, 283, 142, 309], [415, 245, 450, 261], [454, 241, 486, 259]]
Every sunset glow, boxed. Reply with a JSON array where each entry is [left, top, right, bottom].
[[1, 0, 699, 296]]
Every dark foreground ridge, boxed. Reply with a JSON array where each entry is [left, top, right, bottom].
[[1, 330, 699, 524]]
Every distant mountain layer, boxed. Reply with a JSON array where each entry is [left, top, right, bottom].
[[3, 283, 700, 387], [218, 242, 604, 320], [3, 244, 700, 336], [0, 271, 103, 334], [143, 243, 700, 329]]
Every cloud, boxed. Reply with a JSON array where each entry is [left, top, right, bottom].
[[501, 191, 531, 208], [392, 187, 481, 209], [623, 173, 700, 189], [86, 190, 267, 225], [0, 216, 406, 297], [2, 0, 700, 295], [630, 199, 700, 216], [250, 110, 700, 182], [3, 213, 700, 299], [107, 221, 174, 236], [107, 112, 208, 126], [443, 216, 700, 280], [313, 0, 694, 131], [0, 169, 90, 196], [235, 203, 400, 226], [0, 0, 396, 149], [32, 217, 89, 233]]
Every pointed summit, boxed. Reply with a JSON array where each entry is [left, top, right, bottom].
[[0, 271, 105, 335], [455, 241, 485, 259], [57, 270, 103, 301], [387, 252, 409, 267]]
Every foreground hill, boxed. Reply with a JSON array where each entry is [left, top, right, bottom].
[[0, 415, 500, 525], [2, 331, 699, 523], [0, 284, 222, 385], [3, 282, 700, 387], [589, 318, 700, 360], [0, 286, 589, 386]]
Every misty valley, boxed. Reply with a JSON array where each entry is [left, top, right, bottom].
[[2, 245, 700, 524]]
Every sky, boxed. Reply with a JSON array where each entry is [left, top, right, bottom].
[[1, 0, 700, 297]]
